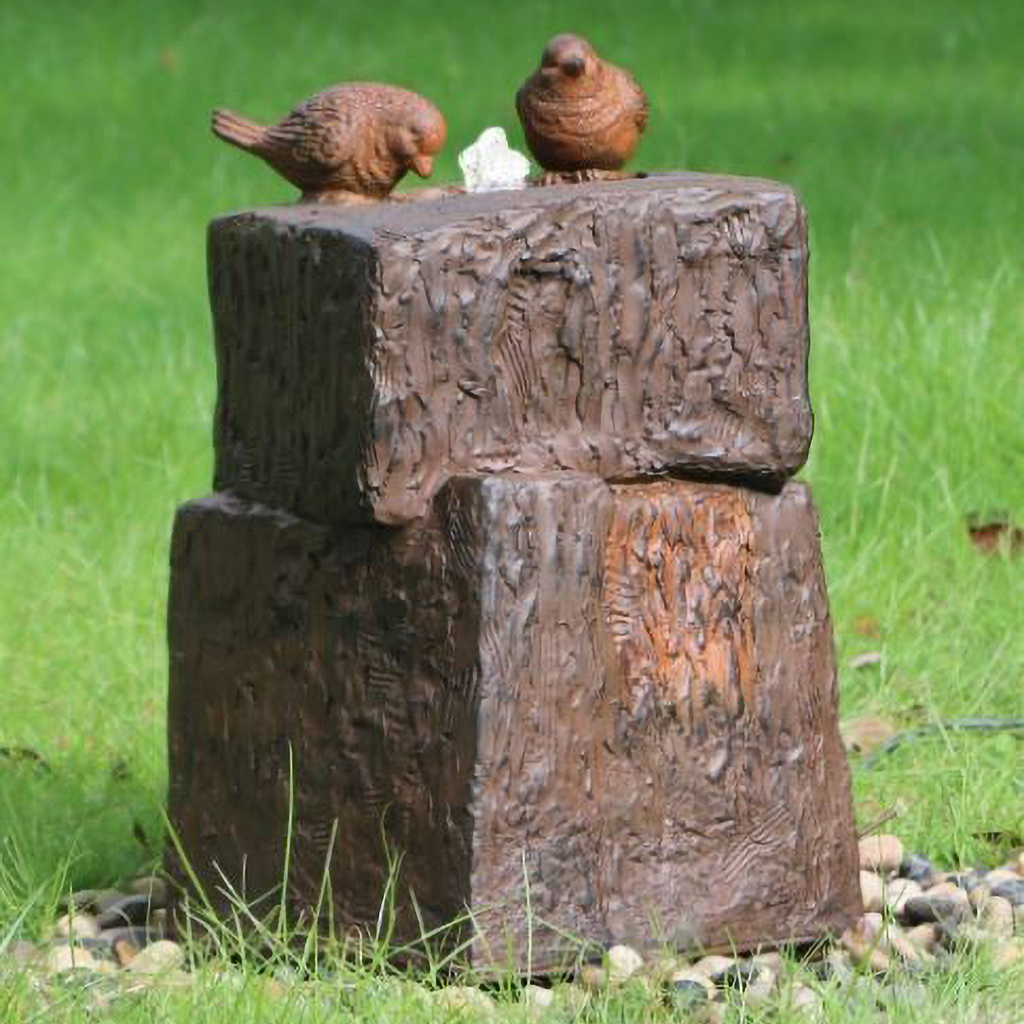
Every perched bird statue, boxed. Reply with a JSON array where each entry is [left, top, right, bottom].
[[516, 34, 648, 180], [211, 84, 446, 203]]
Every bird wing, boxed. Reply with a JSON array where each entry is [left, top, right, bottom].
[[261, 90, 367, 171]]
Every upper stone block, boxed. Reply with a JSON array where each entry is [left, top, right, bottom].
[[210, 173, 812, 524]]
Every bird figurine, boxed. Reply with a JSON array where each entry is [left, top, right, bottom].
[[516, 34, 648, 181], [211, 84, 446, 203]]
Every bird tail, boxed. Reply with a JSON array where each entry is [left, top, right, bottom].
[[211, 108, 266, 152]]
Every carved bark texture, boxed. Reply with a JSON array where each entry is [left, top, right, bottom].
[[209, 173, 812, 526], [167, 479, 859, 969]]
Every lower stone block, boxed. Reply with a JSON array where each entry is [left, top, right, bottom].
[[167, 477, 859, 969]]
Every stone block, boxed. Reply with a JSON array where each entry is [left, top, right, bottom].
[[166, 476, 858, 969], [209, 173, 812, 525]]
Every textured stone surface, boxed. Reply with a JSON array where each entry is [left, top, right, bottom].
[[166, 477, 858, 969], [209, 173, 813, 525]]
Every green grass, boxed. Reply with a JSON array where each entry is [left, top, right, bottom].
[[1, 0, 1022, 1018]]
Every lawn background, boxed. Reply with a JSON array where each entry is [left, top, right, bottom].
[[0, 0, 1021, 946]]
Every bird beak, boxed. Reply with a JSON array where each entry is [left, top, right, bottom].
[[411, 153, 434, 178], [561, 56, 585, 77]]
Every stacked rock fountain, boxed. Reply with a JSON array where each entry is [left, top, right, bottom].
[[164, 156, 866, 970]]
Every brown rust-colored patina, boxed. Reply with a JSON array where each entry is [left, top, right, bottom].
[[167, 478, 859, 969], [209, 173, 813, 526]]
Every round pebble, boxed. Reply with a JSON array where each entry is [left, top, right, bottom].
[[898, 855, 935, 884], [521, 984, 554, 1009], [903, 890, 971, 927], [53, 912, 100, 941], [905, 923, 940, 953], [788, 981, 823, 1019], [841, 916, 890, 972], [126, 939, 185, 975], [692, 954, 735, 977], [668, 969, 713, 1008], [129, 876, 170, 908], [860, 871, 885, 912], [859, 835, 904, 874], [95, 895, 153, 929], [884, 877, 922, 917], [993, 938, 1023, 970], [712, 961, 775, 1004], [46, 944, 98, 973], [990, 878, 1024, 907], [435, 986, 496, 1017], [978, 895, 1014, 938], [607, 943, 643, 983]]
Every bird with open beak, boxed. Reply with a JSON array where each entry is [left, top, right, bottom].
[[516, 34, 648, 177], [211, 83, 446, 203]]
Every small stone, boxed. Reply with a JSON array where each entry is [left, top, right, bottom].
[[113, 938, 138, 966], [99, 925, 155, 949], [841, 716, 897, 756], [898, 854, 935, 885], [46, 944, 98, 973], [521, 984, 554, 1009], [904, 890, 971, 926], [607, 943, 643, 983], [949, 870, 986, 892], [841, 918, 890, 972], [57, 889, 99, 913], [126, 939, 185, 974], [577, 964, 607, 990], [6, 939, 37, 963], [984, 868, 1018, 887], [129, 876, 169, 908], [95, 895, 153, 929], [884, 877, 922, 917], [882, 924, 930, 965], [711, 961, 775, 1004], [750, 951, 783, 971], [858, 835, 904, 874], [860, 871, 885, 913], [905, 923, 940, 953], [435, 986, 496, 1017], [53, 913, 100, 941], [820, 949, 855, 982], [692, 954, 735, 977], [992, 938, 1023, 970], [991, 879, 1024, 906], [668, 969, 714, 1006], [978, 895, 1015, 938], [788, 982, 823, 1019], [93, 889, 132, 915], [1014, 851, 1024, 876]]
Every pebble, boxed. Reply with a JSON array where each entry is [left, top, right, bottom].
[[577, 964, 608, 991], [990, 878, 1024, 907], [949, 870, 987, 892], [668, 968, 714, 1005], [521, 984, 554, 1009], [434, 986, 496, 1017], [53, 912, 100, 940], [712, 961, 775, 1004], [129, 876, 170, 908], [692, 954, 735, 977], [607, 943, 643, 983], [977, 895, 1015, 938], [46, 944, 98, 973], [125, 939, 185, 975], [99, 925, 155, 949], [884, 877, 922, 916], [788, 981, 823, 1019], [95, 895, 153, 929], [903, 890, 971, 926], [841, 917, 891, 972], [899, 855, 935, 884], [905, 923, 941, 953], [992, 938, 1023, 970], [859, 835, 904, 874], [860, 871, 885, 912]]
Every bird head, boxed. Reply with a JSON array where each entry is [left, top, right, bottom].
[[392, 102, 447, 179], [539, 34, 598, 83]]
